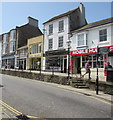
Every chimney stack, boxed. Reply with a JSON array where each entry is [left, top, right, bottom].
[[28, 16, 38, 27]]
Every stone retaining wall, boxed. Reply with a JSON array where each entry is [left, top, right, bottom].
[[0, 69, 113, 95]]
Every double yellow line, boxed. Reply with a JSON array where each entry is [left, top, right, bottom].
[[0, 100, 40, 119]]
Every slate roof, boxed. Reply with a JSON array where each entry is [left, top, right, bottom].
[[16, 23, 43, 37], [16, 23, 43, 48], [72, 17, 113, 33], [43, 7, 79, 24]]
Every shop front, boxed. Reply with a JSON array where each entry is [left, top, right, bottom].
[[16, 57, 27, 70], [70, 45, 113, 75], [28, 53, 42, 70], [45, 49, 68, 73], [2, 55, 15, 69]]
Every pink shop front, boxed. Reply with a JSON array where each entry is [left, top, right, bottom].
[[70, 45, 113, 75]]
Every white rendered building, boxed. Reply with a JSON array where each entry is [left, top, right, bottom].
[[43, 3, 87, 73], [70, 17, 113, 81]]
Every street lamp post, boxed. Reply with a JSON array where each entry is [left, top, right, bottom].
[[96, 46, 99, 95], [66, 40, 71, 82]]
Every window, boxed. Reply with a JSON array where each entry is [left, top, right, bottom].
[[10, 30, 16, 53], [10, 41, 15, 52], [78, 34, 84, 46], [99, 29, 107, 42], [49, 24, 53, 35], [10, 30, 16, 41], [30, 44, 42, 54], [3, 34, 8, 54], [48, 39, 53, 50], [59, 20, 64, 32], [38, 44, 42, 53], [58, 36, 63, 48], [82, 55, 104, 68]]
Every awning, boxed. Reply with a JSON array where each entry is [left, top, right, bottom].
[[2, 55, 15, 60]]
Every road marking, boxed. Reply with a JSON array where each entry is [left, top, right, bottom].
[[0, 100, 22, 115], [0, 100, 40, 119], [89, 96, 113, 106], [43, 83, 113, 106]]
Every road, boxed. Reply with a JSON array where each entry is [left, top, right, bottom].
[[0, 74, 112, 119]]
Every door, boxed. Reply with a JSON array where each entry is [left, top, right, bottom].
[[77, 57, 81, 73], [64, 59, 67, 73]]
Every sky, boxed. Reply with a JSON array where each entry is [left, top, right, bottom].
[[0, 2, 112, 34]]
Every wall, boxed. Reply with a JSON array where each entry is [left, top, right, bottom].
[[70, 22, 113, 81], [27, 35, 44, 70], [44, 16, 69, 52], [71, 23, 112, 51]]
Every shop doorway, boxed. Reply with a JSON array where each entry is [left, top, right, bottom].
[[64, 59, 67, 73], [77, 57, 81, 74]]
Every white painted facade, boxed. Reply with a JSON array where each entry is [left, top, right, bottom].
[[43, 3, 87, 72], [44, 16, 69, 52], [70, 19, 113, 81], [43, 16, 69, 72]]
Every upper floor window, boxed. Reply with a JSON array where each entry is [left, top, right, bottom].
[[99, 29, 107, 42], [78, 34, 85, 46], [58, 36, 63, 48], [77, 33, 88, 47], [30, 43, 42, 54], [38, 44, 42, 53], [49, 24, 53, 35], [10, 30, 16, 41], [3, 34, 8, 55], [48, 38, 53, 50], [3, 43, 7, 55], [59, 20, 64, 32], [10, 41, 15, 53], [3, 34, 8, 43]]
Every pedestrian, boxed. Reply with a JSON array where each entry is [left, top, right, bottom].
[[82, 60, 91, 79], [104, 62, 112, 76], [105, 62, 112, 70]]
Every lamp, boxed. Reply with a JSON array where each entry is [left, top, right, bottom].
[[66, 40, 71, 82]]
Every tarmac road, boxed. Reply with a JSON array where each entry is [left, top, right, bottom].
[[1, 74, 112, 119]]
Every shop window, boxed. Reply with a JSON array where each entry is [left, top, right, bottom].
[[48, 38, 53, 50], [82, 55, 104, 68], [59, 20, 64, 32], [49, 24, 53, 35], [46, 57, 63, 71], [99, 29, 107, 42], [58, 36, 63, 48]]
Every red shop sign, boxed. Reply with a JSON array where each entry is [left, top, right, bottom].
[[71, 45, 113, 56]]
